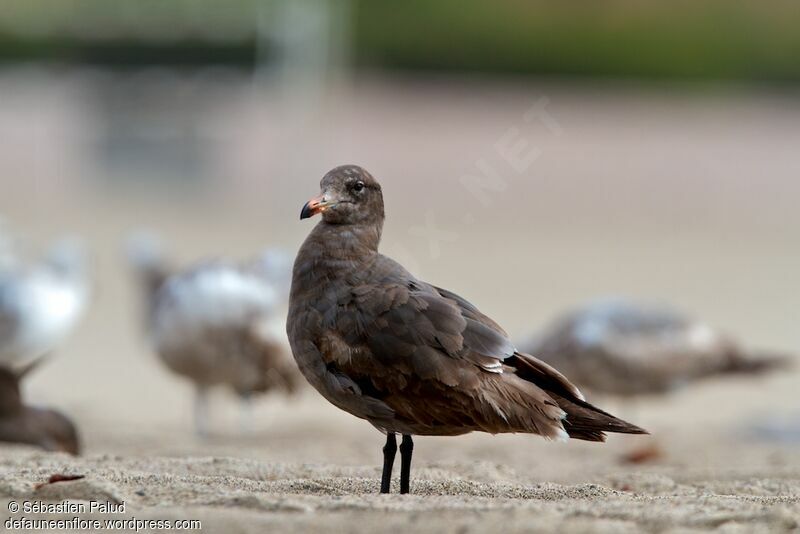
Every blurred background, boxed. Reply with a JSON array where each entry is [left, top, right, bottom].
[[1, 0, 798, 466]]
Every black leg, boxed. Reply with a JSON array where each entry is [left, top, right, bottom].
[[399, 434, 414, 495], [380, 433, 397, 494]]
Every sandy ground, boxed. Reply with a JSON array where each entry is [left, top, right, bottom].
[[0, 71, 799, 532]]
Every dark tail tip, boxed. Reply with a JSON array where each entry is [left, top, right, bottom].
[[727, 351, 794, 375], [553, 394, 648, 442]]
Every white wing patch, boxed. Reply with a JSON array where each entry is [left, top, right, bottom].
[[482, 360, 505, 374]]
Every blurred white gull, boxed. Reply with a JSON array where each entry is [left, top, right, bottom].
[[0, 238, 90, 373], [525, 298, 792, 398], [127, 235, 299, 436]]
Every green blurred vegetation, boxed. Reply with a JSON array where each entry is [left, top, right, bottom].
[[0, 0, 259, 66], [355, 0, 800, 82], [1, 0, 800, 82]]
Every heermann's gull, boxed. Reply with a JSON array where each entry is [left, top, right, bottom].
[[128, 240, 300, 436], [526, 298, 792, 397], [0, 366, 80, 455], [0, 238, 89, 373], [287, 166, 646, 495]]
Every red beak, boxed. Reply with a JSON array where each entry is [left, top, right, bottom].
[[300, 194, 328, 220]]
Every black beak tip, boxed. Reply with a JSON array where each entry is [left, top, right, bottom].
[[300, 202, 313, 220]]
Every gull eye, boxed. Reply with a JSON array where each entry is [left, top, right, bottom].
[[352, 181, 365, 193]]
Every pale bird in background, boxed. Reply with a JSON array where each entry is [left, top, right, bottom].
[[0, 237, 90, 374], [127, 233, 300, 437], [526, 298, 792, 398]]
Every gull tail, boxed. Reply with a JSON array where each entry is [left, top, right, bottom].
[[552, 393, 648, 442], [509, 351, 648, 442], [725, 349, 794, 376]]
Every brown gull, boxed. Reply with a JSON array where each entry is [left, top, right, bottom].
[[0, 365, 80, 455], [287, 165, 646, 494]]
